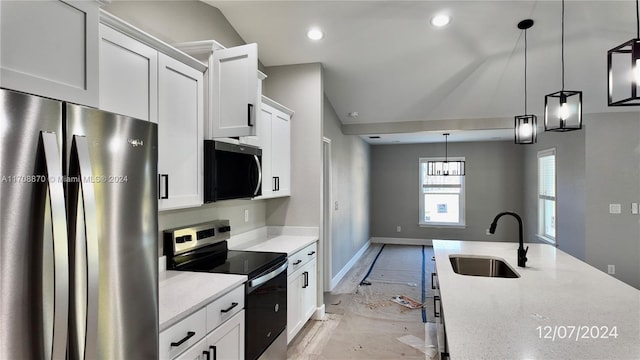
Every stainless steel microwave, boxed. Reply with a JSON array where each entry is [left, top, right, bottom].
[[204, 140, 262, 202]]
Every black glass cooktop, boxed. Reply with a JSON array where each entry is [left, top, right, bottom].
[[174, 241, 286, 279], [206, 250, 286, 277]]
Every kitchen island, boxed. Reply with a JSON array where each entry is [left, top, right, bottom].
[[432, 240, 640, 359]]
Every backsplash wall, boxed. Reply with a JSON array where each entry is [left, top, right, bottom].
[[158, 200, 267, 256]]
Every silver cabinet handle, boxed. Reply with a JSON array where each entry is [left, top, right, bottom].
[[67, 135, 99, 359], [253, 155, 262, 196], [41, 131, 70, 360]]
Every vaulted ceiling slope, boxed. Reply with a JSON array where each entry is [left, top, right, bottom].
[[207, 1, 636, 132]]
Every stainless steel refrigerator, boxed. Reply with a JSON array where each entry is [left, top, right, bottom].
[[0, 88, 159, 359]]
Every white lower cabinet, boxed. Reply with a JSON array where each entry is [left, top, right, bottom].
[[287, 242, 318, 344], [160, 285, 245, 360], [206, 310, 245, 360], [175, 311, 245, 360]]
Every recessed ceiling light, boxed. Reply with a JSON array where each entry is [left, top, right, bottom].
[[307, 28, 324, 40], [431, 14, 451, 27]]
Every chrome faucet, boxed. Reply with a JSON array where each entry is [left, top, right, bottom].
[[489, 211, 528, 267]]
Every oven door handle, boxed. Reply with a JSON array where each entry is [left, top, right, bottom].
[[248, 260, 288, 289]]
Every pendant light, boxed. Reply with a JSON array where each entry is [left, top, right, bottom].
[[607, 0, 640, 106], [515, 19, 537, 144], [426, 133, 465, 176], [545, 0, 583, 132]]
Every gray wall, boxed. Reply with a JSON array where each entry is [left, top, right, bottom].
[[104, 1, 268, 256], [523, 129, 586, 260], [584, 112, 640, 289], [263, 64, 324, 228], [323, 95, 371, 278], [370, 141, 525, 242], [104, 0, 246, 48]]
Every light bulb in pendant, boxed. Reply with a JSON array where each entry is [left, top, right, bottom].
[[635, 59, 640, 85], [518, 121, 533, 139], [558, 102, 570, 120]]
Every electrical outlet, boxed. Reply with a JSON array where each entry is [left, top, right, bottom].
[[607, 265, 615, 275], [396, 226, 402, 233], [334, 201, 339, 211], [632, 203, 639, 215], [609, 204, 622, 214], [244, 209, 249, 222]]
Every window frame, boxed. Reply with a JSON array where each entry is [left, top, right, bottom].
[[418, 156, 466, 228], [537, 148, 557, 245]]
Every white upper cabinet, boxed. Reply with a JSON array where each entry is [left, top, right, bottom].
[[99, 11, 206, 211], [0, 0, 100, 106], [256, 97, 293, 199], [211, 43, 258, 138], [175, 41, 261, 139], [99, 24, 158, 122], [157, 54, 204, 211]]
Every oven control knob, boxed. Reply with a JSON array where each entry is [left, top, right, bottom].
[[274, 303, 279, 313]]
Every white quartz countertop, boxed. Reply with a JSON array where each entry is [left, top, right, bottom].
[[158, 271, 246, 332], [432, 240, 640, 360], [230, 235, 318, 256]]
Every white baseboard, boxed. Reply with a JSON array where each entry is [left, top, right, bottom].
[[370, 237, 433, 246], [330, 240, 371, 290], [312, 304, 325, 320]]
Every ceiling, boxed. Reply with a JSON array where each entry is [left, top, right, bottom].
[[205, 0, 637, 142]]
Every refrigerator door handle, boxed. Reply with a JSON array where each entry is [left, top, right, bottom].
[[69, 135, 100, 360], [40, 132, 70, 360]]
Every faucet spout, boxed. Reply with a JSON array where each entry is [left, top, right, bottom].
[[489, 211, 528, 267]]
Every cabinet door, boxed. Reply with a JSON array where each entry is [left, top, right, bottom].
[[270, 109, 291, 196], [99, 24, 158, 122], [0, 0, 99, 106], [301, 259, 317, 322], [158, 53, 204, 210], [209, 43, 258, 138], [286, 270, 303, 344], [254, 105, 273, 199], [174, 336, 207, 360], [206, 310, 245, 360]]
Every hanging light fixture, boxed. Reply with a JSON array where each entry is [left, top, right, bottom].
[[545, 0, 583, 132], [607, 0, 640, 106], [426, 133, 465, 176], [515, 19, 537, 144]]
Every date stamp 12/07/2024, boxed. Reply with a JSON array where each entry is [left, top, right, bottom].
[[537, 325, 619, 342]]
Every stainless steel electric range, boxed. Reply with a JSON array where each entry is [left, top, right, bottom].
[[164, 220, 287, 360]]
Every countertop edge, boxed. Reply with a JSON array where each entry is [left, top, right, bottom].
[[159, 273, 247, 332]]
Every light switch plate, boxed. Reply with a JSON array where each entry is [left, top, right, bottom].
[[609, 204, 622, 214], [632, 203, 639, 215]]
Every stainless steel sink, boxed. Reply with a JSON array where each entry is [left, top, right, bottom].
[[449, 255, 520, 278]]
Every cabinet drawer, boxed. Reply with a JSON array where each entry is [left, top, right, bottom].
[[288, 242, 317, 274], [159, 307, 207, 360], [206, 285, 245, 332]]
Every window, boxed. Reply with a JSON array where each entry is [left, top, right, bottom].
[[538, 149, 556, 243], [419, 157, 465, 227]]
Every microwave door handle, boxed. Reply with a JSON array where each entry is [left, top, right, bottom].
[[253, 155, 262, 196], [41, 131, 70, 360], [70, 136, 100, 359]]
